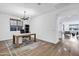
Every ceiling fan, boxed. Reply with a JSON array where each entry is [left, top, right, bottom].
[[20, 11, 29, 20]]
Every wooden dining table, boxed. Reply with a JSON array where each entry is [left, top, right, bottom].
[[13, 33, 36, 47]]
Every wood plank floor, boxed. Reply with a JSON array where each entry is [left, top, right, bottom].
[[0, 41, 10, 56], [0, 39, 79, 56]]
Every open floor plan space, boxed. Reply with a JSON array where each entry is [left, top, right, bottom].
[[0, 3, 79, 56]]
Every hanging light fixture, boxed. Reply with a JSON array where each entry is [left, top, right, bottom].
[[21, 11, 29, 20]]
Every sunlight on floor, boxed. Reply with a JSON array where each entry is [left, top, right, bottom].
[[61, 36, 79, 55]]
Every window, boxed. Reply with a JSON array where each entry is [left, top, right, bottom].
[[10, 18, 23, 31], [69, 24, 79, 33]]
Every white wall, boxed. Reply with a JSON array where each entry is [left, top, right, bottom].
[[0, 13, 20, 41], [29, 4, 75, 43], [29, 11, 59, 43]]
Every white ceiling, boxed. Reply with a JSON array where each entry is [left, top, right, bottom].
[[0, 3, 70, 18]]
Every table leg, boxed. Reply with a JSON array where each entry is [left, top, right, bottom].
[[16, 36, 20, 48], [34, 34, 36, 42], [13, 35, 15, 44]]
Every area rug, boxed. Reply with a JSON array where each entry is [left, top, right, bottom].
[[5, 39, 46, 56]]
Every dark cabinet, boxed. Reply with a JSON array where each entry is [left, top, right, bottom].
[[25, 25, 29, 33], [20, 24, 29, 33]]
